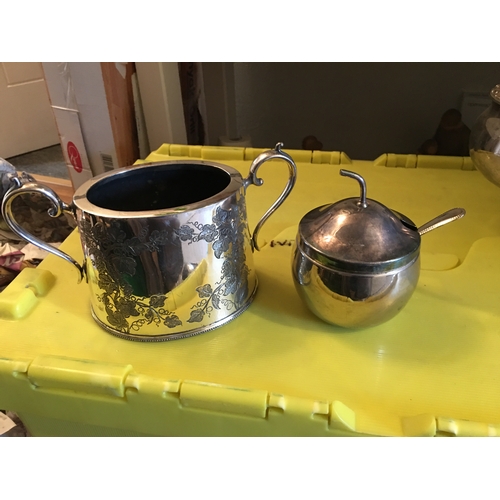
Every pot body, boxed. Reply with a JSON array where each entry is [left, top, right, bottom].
[[74, 161, 256, 341], [291, 240, 420, 328]]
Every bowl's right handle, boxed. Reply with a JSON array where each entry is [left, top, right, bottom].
[[243, 142, 297, 251], [1, 179, 85, 283]]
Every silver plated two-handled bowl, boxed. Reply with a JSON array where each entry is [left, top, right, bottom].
[[2, 143, 297, 341]]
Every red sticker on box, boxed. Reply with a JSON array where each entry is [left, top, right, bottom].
[[67, 141, 83, 173]]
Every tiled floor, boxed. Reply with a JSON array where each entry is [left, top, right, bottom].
[[6, 144, 68, 180]]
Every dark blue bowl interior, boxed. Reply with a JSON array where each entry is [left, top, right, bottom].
[[87, 163, 231, 211]]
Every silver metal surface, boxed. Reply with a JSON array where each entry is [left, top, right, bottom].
[[292, 169, 465, 328], [298, 169, 421, 273], [470, 83, 500, 187], [91, 280, 258, 342], [1, 180, 85, 282], [390, 209, 418, 232], [340, 169, 367, 208], [243, 142, 297, 251], [1, 144, 297, 341], [292, 242, 420, 328], [417, 208, 466, 236]]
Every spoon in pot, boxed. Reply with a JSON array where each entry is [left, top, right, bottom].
[[417, 207, 466, 235], [391, 207, 466, 235]]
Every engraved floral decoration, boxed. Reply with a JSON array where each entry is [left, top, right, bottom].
[[176, 195, 250, 325], [80, 218, 182, 333], [79, 193, 250, 335]]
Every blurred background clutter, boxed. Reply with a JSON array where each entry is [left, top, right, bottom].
[[2, 63, 500, 184]]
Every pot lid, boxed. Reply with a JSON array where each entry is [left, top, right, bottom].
[[298, 169, 420, 273]]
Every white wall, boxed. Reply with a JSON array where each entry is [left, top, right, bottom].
[[233, 63, 500, 159]]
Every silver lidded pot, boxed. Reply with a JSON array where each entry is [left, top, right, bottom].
[[292, 169, 465, 328]]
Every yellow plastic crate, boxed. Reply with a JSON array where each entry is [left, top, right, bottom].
[[1, 145, 500, 437]]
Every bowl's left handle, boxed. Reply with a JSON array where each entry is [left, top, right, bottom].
[[1, 181, 85, 283]]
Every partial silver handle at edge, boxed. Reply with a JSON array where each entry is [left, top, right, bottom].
[[243, 142, 297, 251], [1, 182, 85, 283]]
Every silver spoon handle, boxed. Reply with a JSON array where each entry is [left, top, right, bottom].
[[418, 208, 466, 236]]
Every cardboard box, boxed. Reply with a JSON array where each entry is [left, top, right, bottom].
[[42, 63, 139, 190]]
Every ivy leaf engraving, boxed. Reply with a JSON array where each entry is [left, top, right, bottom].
[[106, 309, 128, 331], [218, 222, 234, 238], [91, 223, 109, 244], [108, 225, 127, 243], [213, 238, 230, 259], [164, 315, 182, 328], [221, 260, 234, 278], [149, 229, 170, 249], [213, 207, 230, 225], [187, 309, 205, 323], [111, 255, 137, 276], [117, 297, 140, 317], [212, 294, 221, 310], [98, 274, 119, 294], [123, 283, 134, 296], [127, 238, 147, 256], [198, 224, 218, 242], [93, 249, 107, 274], [144, 309, 155, 323], [196, 284, 213, 298], [235, 282, 249, 307], [177, 225, 195, 241], [149, 294, 166, 308], [138, 225, 149, 242], [223, 276, 239, 296]]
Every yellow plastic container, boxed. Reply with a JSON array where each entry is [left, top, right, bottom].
[[1, 146, 500, 436]]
